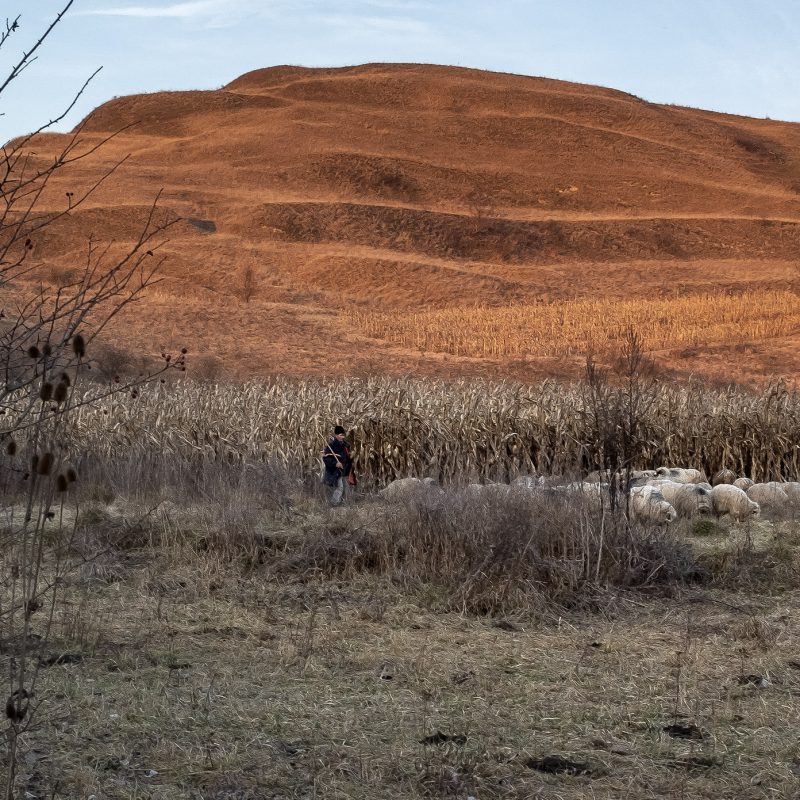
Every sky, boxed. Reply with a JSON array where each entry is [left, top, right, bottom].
[[1, 0, 799, 142]]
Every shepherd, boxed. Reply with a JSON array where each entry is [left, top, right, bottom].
[[321, 425, 356, 505]]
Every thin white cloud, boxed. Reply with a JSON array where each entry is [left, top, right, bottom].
[[360, 0, 433, 8], [80, 1, 221, 18], [313, 13, 432, 37]]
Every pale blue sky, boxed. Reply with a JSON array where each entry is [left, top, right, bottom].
[[1, 0, 798, 142]]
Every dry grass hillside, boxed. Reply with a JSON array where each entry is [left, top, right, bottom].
[[8, 63, 800, 383]]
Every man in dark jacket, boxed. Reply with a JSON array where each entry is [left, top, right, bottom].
[[321, 425, 354, 505]]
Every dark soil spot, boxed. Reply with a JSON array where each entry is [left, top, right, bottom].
[[39, 652, 83, 667], [526, 755, 594, 776], [663, 723, 704, 740], [419, 730, 467, 746], [186, 218, 216, 233]]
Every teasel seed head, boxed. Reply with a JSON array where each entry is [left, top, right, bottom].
[[54, 381, 68, 404], [36, 452, 54, 476], [72, 334, 85, 358]]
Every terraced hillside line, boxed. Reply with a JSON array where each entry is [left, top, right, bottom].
[[352, 290, 800, 359], [241, 203, 800, 264]]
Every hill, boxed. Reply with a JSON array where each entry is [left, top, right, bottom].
[[10, 63, 800, 384]]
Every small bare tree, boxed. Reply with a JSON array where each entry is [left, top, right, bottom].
[[0, 4, 185, 794], [581, 327, 660, 509], [240, 263, 257, 303]]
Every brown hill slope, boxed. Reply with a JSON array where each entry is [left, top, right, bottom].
[[10, 63, 800, 383]]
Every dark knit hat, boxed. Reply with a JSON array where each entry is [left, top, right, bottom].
[[334, 425, 346, 435]]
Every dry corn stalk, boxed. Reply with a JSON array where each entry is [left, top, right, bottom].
[[58, 377, 800, 486]]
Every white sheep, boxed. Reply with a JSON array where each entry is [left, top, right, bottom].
[[710, 484, 760, 522], [585, 469, 656, 488], [550, 481, 609, 512], [464, 482, 513, 502], [733, 477, 754, 491], [655, 480, 713, 518], [777, 481, 800, 505], [584, 470, 605, 484], [655, 467, 706, 484], [712, 469, 736, 486], [629, 485, 677, 524], [747, 483, 790, 513], [511, 475, 544, 490], [379, 477, 441, 503]]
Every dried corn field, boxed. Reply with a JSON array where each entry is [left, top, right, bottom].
[[60, 377, 800, 486], [352, 290, 800, 358]]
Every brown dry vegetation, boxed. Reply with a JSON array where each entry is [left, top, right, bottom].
[[62, 377, 800, 485], [4, 462, 800, 799], [6, 63, 800, 384], [353, 289, 800, 360]]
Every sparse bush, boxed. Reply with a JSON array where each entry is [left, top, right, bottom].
[[44, 263, 81, 287], [91, 342, 146, 381], [191, 354, 222, 381], [240, 264, 257, 303], [265, 488, 700, 613]]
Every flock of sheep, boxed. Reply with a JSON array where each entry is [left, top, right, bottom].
[[378, 468, 800, 525]]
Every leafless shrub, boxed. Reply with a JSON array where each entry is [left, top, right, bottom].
[[240, 264, 257, 303], [271, 488, 696, 613], [733, 133, 784, 162], [91, 342, 148, 381], [0, 4, 185, 792], [43, 263, 81, 288]]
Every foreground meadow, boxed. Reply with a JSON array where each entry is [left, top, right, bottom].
[[12, 484, 800, 800]]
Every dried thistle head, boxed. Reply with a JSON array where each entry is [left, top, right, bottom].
[[56, 474, 68, 492], [27, 345, 40, 359], [72, 334, 86, 358], [6, 440, 16, 456], [39, 382, 53, 402], [53, 381, 68, 404], [36, 452, 54, 476]]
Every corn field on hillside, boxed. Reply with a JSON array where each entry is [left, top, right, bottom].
[[353, 290, 800, 358]]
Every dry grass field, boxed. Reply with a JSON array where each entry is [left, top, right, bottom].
[[6, 63, 800, 384], [8, 481, 800, 800]]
